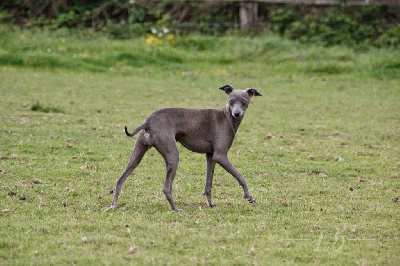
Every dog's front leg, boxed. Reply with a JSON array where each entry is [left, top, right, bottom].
[[203, 153, 216, 207], [212, 153, 255, 203]]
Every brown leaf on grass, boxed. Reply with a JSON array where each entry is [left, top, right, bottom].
[[0, 167, 9, 175], [246, 247, 256, 257], [19, 196, 26, 200], [31, 179, 43, 184], [392, 197, 399, 203], [275, 197, 292, 207], [318, 173, 328, 178], [128, 247, 137, 254], [8, 191, 17, 196], [81, 236, 88, 243], [331, 130, 340, 135], [334, 156, 344, 162]]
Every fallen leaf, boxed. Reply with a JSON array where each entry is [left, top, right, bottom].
[[246, 247, 256, 256], [335, 156, 344, 162], [8, 191, 17, 196], [31, 179, 43, 184], [318, 173, 327, 178], [82, 236, 88, 243], [128, 247, 137, 254]]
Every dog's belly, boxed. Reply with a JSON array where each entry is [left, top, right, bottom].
[[176, 134, 213, 154]]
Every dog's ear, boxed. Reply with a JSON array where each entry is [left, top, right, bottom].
[[219, 85, 234, 95], [246, 88, 262, 97]]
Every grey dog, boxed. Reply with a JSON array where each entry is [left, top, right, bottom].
[[111, 85, 262, 211]]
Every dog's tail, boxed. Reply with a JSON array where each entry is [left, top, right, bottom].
[[124, 124, 146, 137]]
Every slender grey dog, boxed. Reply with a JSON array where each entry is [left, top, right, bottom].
[[111, 85, 261, 211]]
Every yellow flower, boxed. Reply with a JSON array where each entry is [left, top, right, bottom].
[[59, 46, 67, 52], [80, 50, 90, 58], [214, 67, 228, 77], [146, 34, 162, 46], [167, 34, 176, 46], [146, 35, 157, 45]]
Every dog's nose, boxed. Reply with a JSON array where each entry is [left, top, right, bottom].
[[233, 111, 241, 118]]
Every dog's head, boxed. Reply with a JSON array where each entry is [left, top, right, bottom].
[[219, 85, 262, 118]]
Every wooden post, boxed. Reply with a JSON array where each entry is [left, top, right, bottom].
[[240, 2, 259, 29]]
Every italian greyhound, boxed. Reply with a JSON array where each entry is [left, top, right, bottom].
[[111, 85, 261, 211]]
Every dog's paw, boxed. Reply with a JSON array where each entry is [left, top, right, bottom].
[[208, 203, 216, 208], [245, 196, 256, 203], [248, 198, 256, 203]]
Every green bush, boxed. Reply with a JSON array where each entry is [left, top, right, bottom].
[[376, 24, 400, 47], [268, 5, 400, 47]]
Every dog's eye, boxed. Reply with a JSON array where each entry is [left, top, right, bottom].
[[229, 99, 235, 105], [241, 99, 248, 105]]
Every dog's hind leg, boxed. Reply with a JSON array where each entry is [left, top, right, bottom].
[[111, 133, 149, 208], [154, 136, 181, 212]]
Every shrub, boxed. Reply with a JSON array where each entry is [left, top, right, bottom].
[[268, 5, 400, 47]]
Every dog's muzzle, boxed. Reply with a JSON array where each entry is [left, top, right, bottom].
[[232, 110, 243, 118]]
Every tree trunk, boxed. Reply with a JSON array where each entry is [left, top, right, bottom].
[[240, 2, 258, 29]]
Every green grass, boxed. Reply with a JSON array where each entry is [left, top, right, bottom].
[[0, 26, 399, 265]]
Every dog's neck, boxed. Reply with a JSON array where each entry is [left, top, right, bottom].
[[223, 105, 243, 135]]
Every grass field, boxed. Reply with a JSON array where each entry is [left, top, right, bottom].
[[1, 27, 399, 264]]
